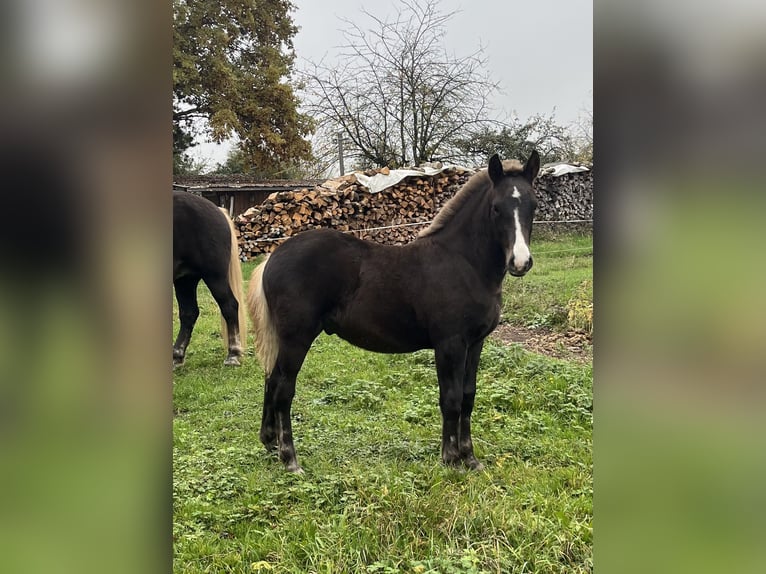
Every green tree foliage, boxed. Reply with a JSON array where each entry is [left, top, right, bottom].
[[173, 123, 206, 175], [211, 145, 319, 179], [173, 0, 314, 174], [212, 148, 251, 175]]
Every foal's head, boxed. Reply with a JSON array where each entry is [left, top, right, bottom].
[[487, 150, 540, 277]]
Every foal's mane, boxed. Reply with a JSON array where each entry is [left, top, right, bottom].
[[418, 159, 524, 238]]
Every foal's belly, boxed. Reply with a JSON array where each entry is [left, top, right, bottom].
[[322, 315, 431, 354]]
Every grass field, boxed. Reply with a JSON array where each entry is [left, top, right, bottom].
[[500, 231, 593, 331], [173, 231, 593, 574]]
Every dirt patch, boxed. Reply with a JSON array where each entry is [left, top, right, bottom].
[[491, 323, 592, 363]]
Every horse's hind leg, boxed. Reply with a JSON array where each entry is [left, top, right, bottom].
[[459, 339, 485, 470], [260, 382, 278, 452], [205, 275, 243, 366], [265, 337, 315, 472], [173, 276, 200, 367]]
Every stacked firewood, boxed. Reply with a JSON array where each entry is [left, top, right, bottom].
[[535, 170, 593, 222], [235, 168, 472, 259], [234, 167, 593, 260]]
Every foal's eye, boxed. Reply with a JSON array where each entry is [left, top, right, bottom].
[[491, 204, 500, 215]]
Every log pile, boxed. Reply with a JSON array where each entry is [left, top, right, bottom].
[[234, 168, 472, 259], [535, 170, 593, 222], [234, 166, 592, 260]]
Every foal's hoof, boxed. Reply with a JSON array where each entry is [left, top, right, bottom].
[[464, 458, 485, 471], [286, 463, 304, 474], [173, 359, 184, 370], [223, 356, 241, 366], [259, 432, 277, 452]]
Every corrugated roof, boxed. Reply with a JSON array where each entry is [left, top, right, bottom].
[[172, 176, 322, 192]]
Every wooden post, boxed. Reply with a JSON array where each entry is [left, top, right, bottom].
[[337, 131, 345, 176]]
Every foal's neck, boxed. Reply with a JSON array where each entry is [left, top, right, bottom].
[[435, 205, 507, 288]]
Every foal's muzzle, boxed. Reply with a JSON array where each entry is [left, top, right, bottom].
[[508, 255, 533, 277]]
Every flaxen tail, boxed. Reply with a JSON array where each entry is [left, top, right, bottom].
[[246, 256, 279, 376], [220, 209, 247, 352]]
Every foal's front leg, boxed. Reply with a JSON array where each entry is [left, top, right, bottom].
[[434, 339, 468, 467], [459, 339, 485, 470]]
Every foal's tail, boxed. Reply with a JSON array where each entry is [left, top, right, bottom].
[[220, 208, 248, 352], [246, 256, 279, 376]]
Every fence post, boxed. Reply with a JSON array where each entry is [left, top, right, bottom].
[[337, 131, 345, 176]]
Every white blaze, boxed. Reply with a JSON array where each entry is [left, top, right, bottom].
[[509, 186, 530, 272]]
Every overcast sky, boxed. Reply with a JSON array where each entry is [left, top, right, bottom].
[[189, 0, 592, 167]]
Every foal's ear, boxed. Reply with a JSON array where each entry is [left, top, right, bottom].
[[523, 150, 540, 183], [488, 153, 504, 184]]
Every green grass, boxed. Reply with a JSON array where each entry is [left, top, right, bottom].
[[501, 232, 593, 330], [173, 232, 592, 574]]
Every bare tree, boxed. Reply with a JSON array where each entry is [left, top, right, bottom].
[[302, 0, 499, 169], [452, 110, 595, 167], [570, 104, 593, 163]]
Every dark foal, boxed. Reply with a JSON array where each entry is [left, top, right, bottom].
[[173, 191, 247, 367], [248, 152, 539, 472]]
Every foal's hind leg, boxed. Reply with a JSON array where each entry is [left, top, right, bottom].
[[173, 276, 200, 367], [205, 275, 243, 366], [259, 379, 278, 452], [264, 338, 314, 472], [459, 339, 485, 470]]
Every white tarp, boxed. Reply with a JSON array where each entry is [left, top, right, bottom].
[[349, 161, 589, 193], [352, 164, 473, 194], [540, 163, 591, 177]]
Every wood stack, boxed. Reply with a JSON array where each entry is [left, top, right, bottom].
[[235, 168, 472, 259], [535, 170, 593, 222], [233, 166, 593, 260]]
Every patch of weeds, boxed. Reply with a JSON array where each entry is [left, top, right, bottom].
[[525, 307, 568, 329], [566, 279, 593, 334], [174, 446, 250, 503], [479, 343, 525, 376], [316, 378, 386, 410], [368, 548, 491, 574], [409, 350, 435, 367], [402, 388, 439, 426]]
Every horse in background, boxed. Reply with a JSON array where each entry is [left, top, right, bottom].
[[247, 151, 540, 472], [173, 191, 247, 367]]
